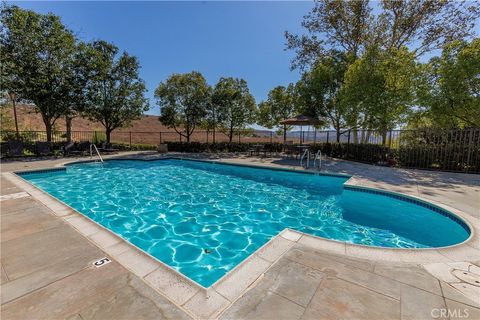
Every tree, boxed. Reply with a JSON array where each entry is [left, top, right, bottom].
[[199, 95, 218, 143], [257, 84, 298, 143], [286, 0, 479, 70], [156, 71, 210, 142], [212, 77, 256, 143], [0, 5, 77, 141], [296, 52, 349, 142], [285, 0, 371, 70], [413, 39, 480, 128], [341, 45, 417, 144], [82, 41, 149, 143]]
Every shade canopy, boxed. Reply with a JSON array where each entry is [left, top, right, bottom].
[[279, 114, 324, 126]]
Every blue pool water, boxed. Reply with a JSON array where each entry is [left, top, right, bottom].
[[20, 159, 470, 287]]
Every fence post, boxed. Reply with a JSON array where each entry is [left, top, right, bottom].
[[129, 132, 132, 150], [347, 129, 351, 159], [238, 131, 241, 143], [179, 133, 182, 142], [159, 132, 162, 144], [270, 132, 273, 143], [465, 128, 474, 173], [326, 131, 329, 143]]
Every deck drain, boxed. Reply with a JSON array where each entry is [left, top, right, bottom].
[[452, 269, 480, 287]]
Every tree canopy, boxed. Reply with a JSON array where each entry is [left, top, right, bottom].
[[156, 71, 211, 142], [212, 77, 256, 142], [1, 5, 148, 143], [257, 84, 298, 143], [412, 39, 480, 128], [286, 0, 479, 70], [0, 5, 78, 141], [296, 51, 349, 141], [81, 41, 149, 143]]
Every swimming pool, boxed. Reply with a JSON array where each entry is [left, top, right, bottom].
[[19, 159, 470, 287]]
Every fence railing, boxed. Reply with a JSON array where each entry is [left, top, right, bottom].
[[1, 128, 479, 173]]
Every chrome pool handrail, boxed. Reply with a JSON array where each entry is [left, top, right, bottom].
[[90, 143, 104, 163], [300, 149, 310, 169], [313, 150, 322, 171]]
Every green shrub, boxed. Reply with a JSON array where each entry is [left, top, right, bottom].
[[92, 131, 106, 145]]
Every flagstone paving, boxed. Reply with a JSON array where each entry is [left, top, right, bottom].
[[1, 152, 479, 319]]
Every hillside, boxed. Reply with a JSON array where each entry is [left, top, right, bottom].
[[0, 104, 278, 144], [1, 104, 171, 132]]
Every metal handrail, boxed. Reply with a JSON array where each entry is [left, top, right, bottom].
[[300, 149, 310, 169], [90, 143, 104, 163], [314, 150, 322, 170]]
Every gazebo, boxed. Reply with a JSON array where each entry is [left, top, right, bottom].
[[280, 115, 325, 144]]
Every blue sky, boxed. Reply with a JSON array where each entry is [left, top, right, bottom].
[[12, 1, 313, 115]]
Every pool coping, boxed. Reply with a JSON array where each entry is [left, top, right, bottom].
[[3, 156, 479, 319]]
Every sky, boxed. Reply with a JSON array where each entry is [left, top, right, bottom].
[[11, 1, 313, 116]]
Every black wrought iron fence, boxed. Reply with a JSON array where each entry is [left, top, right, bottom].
[[1, 128, 479, 173]]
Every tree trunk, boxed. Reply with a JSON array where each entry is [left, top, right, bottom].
[[229, 127, 234, 143], [45, 122, 53, 142], [65, 116, 73, 142], [9, 92, 19, 140], [106, 128, 112, 143], [283, 124, 287, 144]]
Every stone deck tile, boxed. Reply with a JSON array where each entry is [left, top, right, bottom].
[[1, 225, 102, 281], [399, 284, 446, 320], [252, 258, 325, 307], [1, 205, 63, 243], [301, 278, 400, 320], [374, 263, 443, 296], [220, 289, 305, 320], [1, 261, 191, 320]]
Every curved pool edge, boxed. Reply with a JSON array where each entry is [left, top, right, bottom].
[[15, 156, 477, 254]]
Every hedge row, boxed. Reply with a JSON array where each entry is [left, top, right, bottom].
[[165, 142, 285, 153]]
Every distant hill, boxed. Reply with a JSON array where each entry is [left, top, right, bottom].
[[1, 104, 321, 144], [1, 104, 172, 132]]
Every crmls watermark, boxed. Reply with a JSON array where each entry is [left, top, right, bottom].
[[431, 308, 470, 319]]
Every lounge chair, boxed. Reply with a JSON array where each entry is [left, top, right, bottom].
[[8, 140, 24, 157], [36, 142, 52, 156], [98, 141, 119, 153], [70, 141, 91, 156], [283, 141, 295, 159], [63, 141, 75, 156]]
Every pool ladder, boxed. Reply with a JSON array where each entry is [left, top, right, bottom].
[[90, 143, 104, 163], [300, 150, 322, 170]]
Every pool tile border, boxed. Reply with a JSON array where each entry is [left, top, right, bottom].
[[4, 158, 479, 319]]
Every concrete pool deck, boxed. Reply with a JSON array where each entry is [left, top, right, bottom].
[[1, 151, 479, 319]]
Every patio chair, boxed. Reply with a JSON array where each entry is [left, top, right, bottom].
[[63, 141, 75, 156], [8, 140, 24, 157], [98, 141, 119, 153], [36, 142, 52, 156], [283, 141, 295, 158], [70, 141, 91, 156]]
